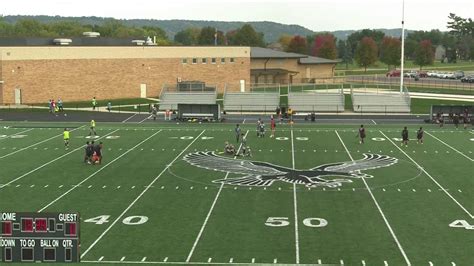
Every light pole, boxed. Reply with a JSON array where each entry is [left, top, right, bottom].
[[400, 0, 405, 93]]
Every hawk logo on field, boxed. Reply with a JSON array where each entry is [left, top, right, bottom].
[[183, 151, 397, 188]]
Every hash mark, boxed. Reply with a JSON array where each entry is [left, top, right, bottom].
[[30, 184, 35, 188], [362, 260, 366, 266], [16, 184, 20, 187], [412, 189, 416, 192], [397, 188, 401, 192], [229, 258, 233, 263], [163, 257, 168, 262], [252, 258, 255, 263], [120, 256, 125, 261], [88, 185, 92, 189], [428, 189, 431, 192], [132, 186, 135, 189], [176, 186, 179, 190], [340, 259, 344, 264], [141, 257, 146, 262], [429, 261, 433, 266], [384, 260, 388, 266], [208, 258, 212, 263], [458, 189, 462, 193], [273, 258, 277, 264], [44, 185, 49, 188], [102, 185, 106, 189], [59, 185, 63, 188], [98, 256, 104, 261], [117, 186, 121, 189]]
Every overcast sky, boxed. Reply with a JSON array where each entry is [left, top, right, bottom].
[[2, 0, 473, 31]]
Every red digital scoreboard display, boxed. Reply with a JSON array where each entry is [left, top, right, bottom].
[[1, 212, 80, 263]]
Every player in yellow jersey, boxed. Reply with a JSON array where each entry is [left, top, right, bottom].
[[89, 119, 97, 136], [63, 128, 70, 150]]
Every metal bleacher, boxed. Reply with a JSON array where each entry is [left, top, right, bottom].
[[223, 84, 280, 112], [159, 83, 217, 110], [351, 86, 411, 113], [288, 84, 345, 112]]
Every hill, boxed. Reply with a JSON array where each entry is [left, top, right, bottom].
[[2, 15, 414, 43]]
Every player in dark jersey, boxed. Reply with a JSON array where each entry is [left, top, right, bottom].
[[401, 126, 409, 147], [84, 141, 93, 164], [453, 114, 460, 129], [464, 115, 469, 129], [358, 125, 366, 144], [417, 127, 424, 144], [92, 142, 103, 164], [270, 115, 276, 138], [235, 124, 241, 143]]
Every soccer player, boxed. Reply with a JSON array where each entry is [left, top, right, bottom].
[[453, 114, 460, 129], [439, 112, 444, 127], [358, 125, 366, 144], [259, 121, 266, 137], [92, 142, 103, 164], [151, 105, 158, 121], [417, 127, 424, 144], [235, 124, 241, 143], [57, 98, 64, 112], [84, 141, 92, 164], [270, 115, 276, 138], [401, 126, 409, 147], [256, 118, 261, 137], [92, 97, 97, 111], [63, 128, 70, 150], [224, 141, 236, 155], [463, 114, 469, 130], [89, 119, 97, 136]]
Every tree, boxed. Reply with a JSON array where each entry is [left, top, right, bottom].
[[286, 35, 308, 54], [174, 28, 200, 45], [354, 37, 378, 72], [447, 13, 474, 37], [230, 24, 265, 47], [347, 29, 385, 56], [337, 40, 352, 69], [198, 26, 224, 45], [414, 40, 434, 70], [278, 34, 292, 50], [311, 34, 337, 59], [379, 37, 401, 69]]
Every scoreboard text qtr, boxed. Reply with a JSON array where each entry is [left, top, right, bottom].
[[0, 212, 80, 263]]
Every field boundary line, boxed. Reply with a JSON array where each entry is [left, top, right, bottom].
[[82, 260, 319, 265], [0, 125, 85, 159], [0, 128, 34, 140], [38, 129, 163, 213], [80, 130, 206, 259], [0, 129, 117, 189], [380, 131, 474, 219], [425, 131, 473, 161], [121, 113, 138, 123], [185, 130, 249, 262], [290, 127, 300, 264], [335, 130, 411, 265]]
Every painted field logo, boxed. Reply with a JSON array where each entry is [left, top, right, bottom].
[[183, 152, 398, 188]]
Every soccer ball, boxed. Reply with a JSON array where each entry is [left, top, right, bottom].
[[64, 113, 67, 117]]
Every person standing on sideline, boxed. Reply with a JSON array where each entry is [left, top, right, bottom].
[[107, 101, 112, 112], [48, 99, 53, 113], [270, 115, 276, 138], [235, 124, 241, 143], [417, 127, 424, 144], [57, 98, 64, 112], [256, 118, 261, 137], [358, 125, 366, 144], [453, 114, 460, 129], [63, 128, 70, 150], [401, 126, 409, 147], [51, 99, 56, 115], [92, 97, 97, 111], [151, 105, 158, 121], [89, 119, 97, 136]]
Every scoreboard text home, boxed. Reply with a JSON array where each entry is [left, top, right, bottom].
[[0, 212, 80, 263]]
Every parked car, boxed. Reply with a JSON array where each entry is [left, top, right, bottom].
[[426, 71, 437, 77], [417, 71, 428, 78], [461, 75, 474, 83], [404, 70, 417, 78], [453, 71, 465, 79], [445, 72, 456, 79], [386, 69, 401, 77]]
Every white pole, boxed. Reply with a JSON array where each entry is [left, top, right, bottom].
[[400, 0, 405, 93]]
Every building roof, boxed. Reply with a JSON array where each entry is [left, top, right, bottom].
[[250, 47, 305, 59], [299, 56, 339, 65], [251, 47, 338, 64], [251, 68, 299, 75]]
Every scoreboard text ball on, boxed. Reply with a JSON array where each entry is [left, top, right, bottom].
[[0, 212, 80, 263]]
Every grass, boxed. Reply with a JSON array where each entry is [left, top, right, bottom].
[[0, 122, 472, 264], [410, 98, 474, 114]]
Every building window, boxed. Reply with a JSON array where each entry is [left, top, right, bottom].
[[182, 58, 188, 64], [230, 58, 235, 63], [202, 58, 207, 64], [192, 58, 197, 64], [221, 58, 226, 64], [211, 58, 216, 64]]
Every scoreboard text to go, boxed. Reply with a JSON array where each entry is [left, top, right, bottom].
[[0, 212, 80, 263]]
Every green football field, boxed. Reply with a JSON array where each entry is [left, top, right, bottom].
[[0, 122, 473, 265]]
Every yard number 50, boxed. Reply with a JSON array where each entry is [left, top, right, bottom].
[[265, 217, 327, 228]]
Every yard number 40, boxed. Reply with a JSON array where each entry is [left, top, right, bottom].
[[265, 217, 328, 228]]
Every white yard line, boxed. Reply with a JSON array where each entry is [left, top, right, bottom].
[[38, 130, 162, 212], [80, 130, 206, 259], [371, 119, 377, 125], [0, 126, 85, 159], [335, 130, 411, 265], [186, 130, 249, 262], [0, 129, 117, 189], [121, 113, 138, 123], [380, 131, 474, 219], [290, 127, 300, 264], [425, 131, 473, 162], [138, 115, 152, 124]]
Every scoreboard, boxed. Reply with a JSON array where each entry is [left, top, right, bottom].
[[0, 212, 80, 263]]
